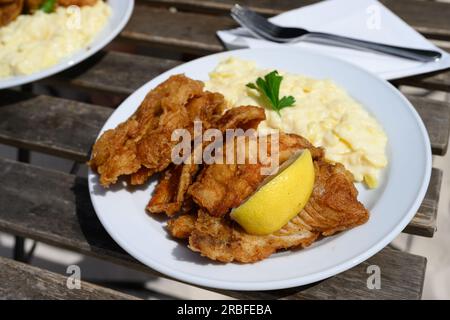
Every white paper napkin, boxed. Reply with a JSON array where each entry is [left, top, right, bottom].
[[218, 0, 450, 80]]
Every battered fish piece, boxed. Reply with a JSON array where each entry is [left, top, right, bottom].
[[167, 212, 197, 239], [188, 210, 319, 263], [147, 163, 198, 217], [187, 159, 368, 263], [89, 75, 225, 187], [188, 133, 323, 217], [166, 131, 368, 263], [0, 0, 23, 27], [298, 160, 369, 236]]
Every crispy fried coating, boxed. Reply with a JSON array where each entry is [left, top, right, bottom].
[[178, 132, 368, 263], [0, 0, 23, 27], [147, 163, 199, 217], [167, 213, 197, 239], [188, 133, 323, 217], [147, 105, 265, 217], [89, 75, 225, 187], [187, 159, 368, 263], [298, 160, 369, 236]]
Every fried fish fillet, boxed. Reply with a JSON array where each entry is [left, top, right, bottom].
[[185, 159, 368, 263], [147, 163, 199, 216], [188, 210, 319, 263], [147, 105, 266, 216], [89, 75, 225, 187], [188, 133, 323, 217], [166, 132, 368, 263], [0, 0, 23, 27], [298, 160, 369, 236]]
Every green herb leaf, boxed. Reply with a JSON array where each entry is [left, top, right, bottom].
[[40, 0, 57, 13], [246, 71, 296, 116]]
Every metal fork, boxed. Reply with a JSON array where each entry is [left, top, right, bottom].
[[230, 4, 442, 62]]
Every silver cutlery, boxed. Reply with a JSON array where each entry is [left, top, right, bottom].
[[230, 4, 442, 62]]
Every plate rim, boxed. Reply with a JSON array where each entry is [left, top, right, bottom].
[[0, 0, 135, 90], [88, 47, 432, 291]]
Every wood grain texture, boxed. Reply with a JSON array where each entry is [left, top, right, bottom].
[[0, 91, 112, 162], [218, 247, 426, 300], [404, 169, 442, 237], [144, 0, 450, 39], [118, 4, 450, 91], [0, 157, 426, 299], [146, 0, 316, 15], [58, 51, 181, 95], [0, 256, 139, 300], [408, 96, 450, 156], [122, 5, 235, 55]]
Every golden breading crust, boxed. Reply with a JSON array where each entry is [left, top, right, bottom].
[[185, 159, 368, 263], [89, 75, 225, 187], [188, 133, 323, 217], [0, 0, 23, 27], [147, 105, 266, 217], [188, 210, 319, 263], [165, 134, 368, 263]]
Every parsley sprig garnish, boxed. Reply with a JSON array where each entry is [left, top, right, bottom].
[[40, 0, 57, 13], [246, 71, 296, 116]]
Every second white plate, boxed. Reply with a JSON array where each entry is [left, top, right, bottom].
[[0, 0, 134, 90]]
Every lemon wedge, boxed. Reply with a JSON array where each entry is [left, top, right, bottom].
[[231, 149, 315, 235]]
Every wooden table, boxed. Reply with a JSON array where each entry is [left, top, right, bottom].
[[0, 0, 449, 300]]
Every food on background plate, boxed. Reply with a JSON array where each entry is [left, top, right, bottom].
[[0, 0, 110, 78], [206, 57, 388, 188], [90, 73, 370, 263]]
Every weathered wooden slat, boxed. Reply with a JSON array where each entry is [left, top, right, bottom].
[[46, 52, 450, 156], [0, 157, 426, 299], [119, 5, 450, 91], [0, 91, 112, 162], [408, 96, 450, 156], [143, 0, 450, 40], [121, 5, 234, 55], [0, 256, 139, 300], [404, 168, 442, 237], [146, 0, 316, 15]]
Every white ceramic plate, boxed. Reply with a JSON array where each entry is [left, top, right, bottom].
[[88, 48, 431, 291], [0, 0, 134, 90]]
